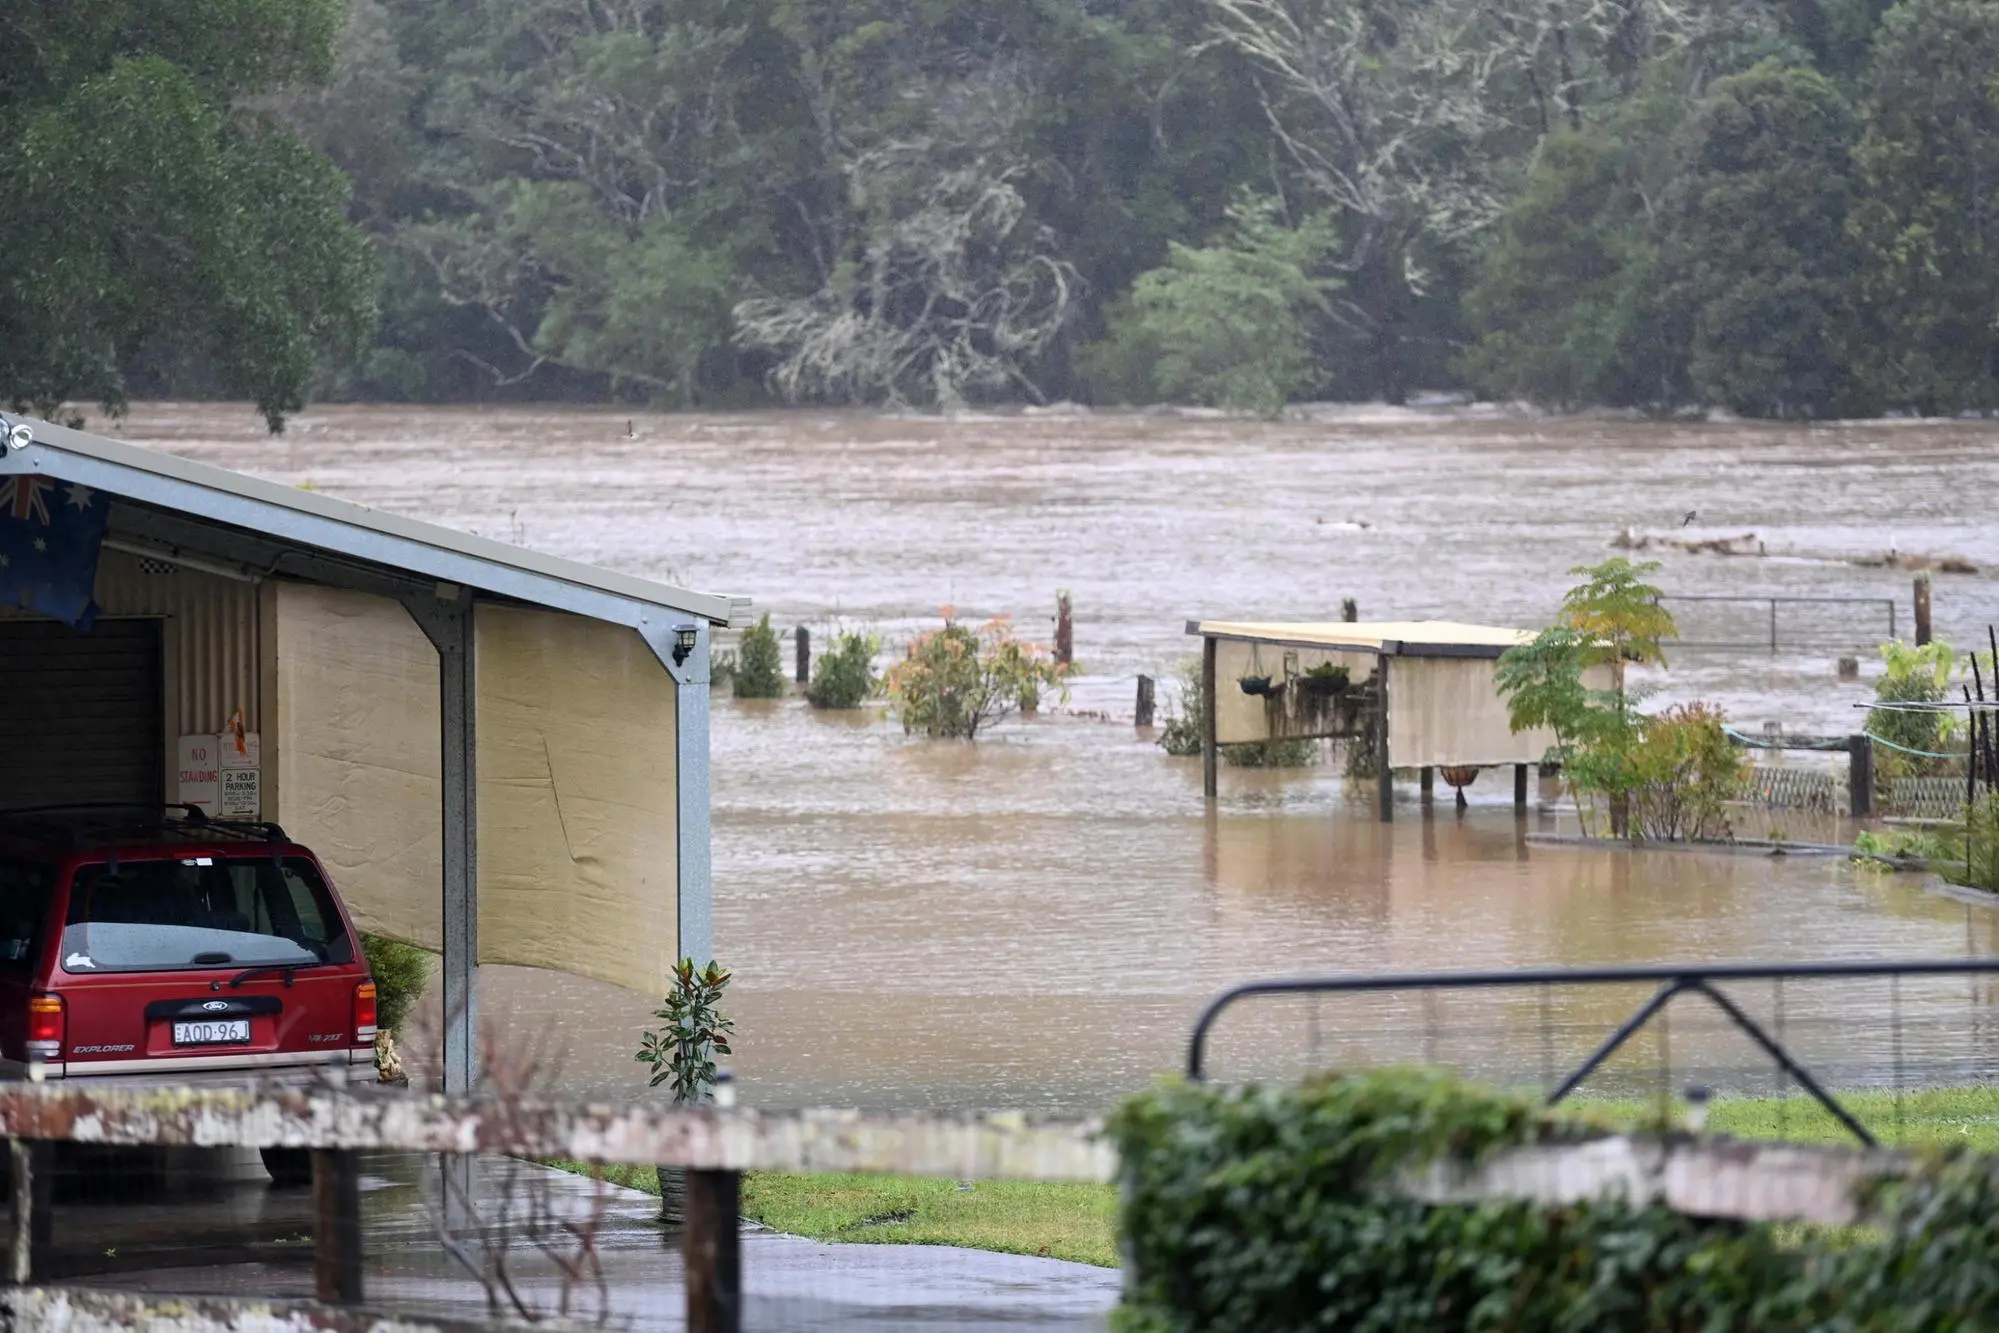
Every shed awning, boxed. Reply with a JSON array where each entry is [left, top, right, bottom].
[[7, 415, 751, 629], [1188, 620, 1536, 658]]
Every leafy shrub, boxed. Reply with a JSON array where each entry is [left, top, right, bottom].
[[1110, 1069, 1999, 1333], [1866, 640, 1962, 780], [1224, 738, 1317, 768], [360, 932, 431, 1037], [1618, 703, 1748, 841], [1156, 660, 1204, 757], [884, 615, 1066, 740], [636, 959, 735, 1105], [1156, 658, 1315, 767], [806, 630, 880, 709], [732, 613, 785, 699]]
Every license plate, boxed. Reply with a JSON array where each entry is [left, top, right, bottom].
[[172, 1019, 251, 1046]]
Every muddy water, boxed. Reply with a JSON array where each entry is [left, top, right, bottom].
[[115, 403, 1999, 1112]]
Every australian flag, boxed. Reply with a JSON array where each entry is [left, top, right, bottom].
[[0, 475, 108, 630]]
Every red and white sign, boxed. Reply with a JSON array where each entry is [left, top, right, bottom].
[[178, 732, 261, 817]]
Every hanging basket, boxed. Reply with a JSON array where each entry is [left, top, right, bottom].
[[1299, 666, 1351, 698], [1239, 675, 1275, 697], [1441, 765, 1481, 789]]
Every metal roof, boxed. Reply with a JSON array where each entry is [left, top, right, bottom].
[[1, 414, 750, 629], [1188, 619, 1535, 658]]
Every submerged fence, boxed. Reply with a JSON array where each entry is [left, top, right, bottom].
[[1657, 594, 1899, 652]]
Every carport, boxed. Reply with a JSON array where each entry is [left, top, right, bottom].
[[0, 413, 747, 1093]]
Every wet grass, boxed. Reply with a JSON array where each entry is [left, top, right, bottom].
[[1571, 1084, 1999, 1151], [542, 1085, 1999, 1270], [539, 1160, 1119, 1268]]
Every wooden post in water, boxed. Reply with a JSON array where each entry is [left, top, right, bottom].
[[1514, 763, 1529, 812], [794, 626, 810, 685], [1135, 674, 1155, 728], [1342, 598, 1359, 623], [1201, 637, 1219, 799], [1376, 660, 1393, 823], [1848, 735, 1874, 820], [1055, 592, 1073, 666], [1914, 574, 1932, 647], [684, 1169, 743, 1333], [1420, 767, 1434, 804]]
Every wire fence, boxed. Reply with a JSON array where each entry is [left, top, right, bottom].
[[1188, 960, 1999, 1149], [1658, 595, 1898, 652]]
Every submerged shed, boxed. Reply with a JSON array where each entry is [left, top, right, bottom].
[[1187, 620, 1559, 821]]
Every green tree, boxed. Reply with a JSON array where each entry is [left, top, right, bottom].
[[1463, 126, 1671, 408], [1652, 63, 1862, 418], [0, 1, 376, 429], [1498, 558, 1678, 836], [1085, 196, 1338, 415], [1845, 0, 1999, 414]]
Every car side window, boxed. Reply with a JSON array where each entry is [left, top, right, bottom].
[[279, 867, 334, 949], [0, 859, 50, 968]]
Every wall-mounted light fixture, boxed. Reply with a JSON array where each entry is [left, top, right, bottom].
[[673, 622, 699, 666]]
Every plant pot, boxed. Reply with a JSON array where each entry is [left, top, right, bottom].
[[1299, 672, 1349, 698], [657, 1164, 686, 1228], [1238, 675, 1274, 696]]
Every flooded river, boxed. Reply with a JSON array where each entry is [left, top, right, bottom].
[[115, 403, 1999, 1113]]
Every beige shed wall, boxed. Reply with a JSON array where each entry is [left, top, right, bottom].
[[267, 583, 445, 949], [1386, 657, 1558, 769], [1213, 638, 1377, 745], [474, 605, 679, 998]]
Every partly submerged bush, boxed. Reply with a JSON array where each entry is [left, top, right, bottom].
[[884, 614, 1066, 740], [1867, 640, 1962, 781], [733, 613, 785, 699], [806, 630, 880, 709]]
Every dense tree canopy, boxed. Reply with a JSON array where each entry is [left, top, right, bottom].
[[0, 0, 376, 429], [9, 0, 1998, 421]]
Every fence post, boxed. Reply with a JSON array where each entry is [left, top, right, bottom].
[[1341, 598, 1359, 623], [1055, 592, 1073, 666], [312, 1149, 364, 1305], [685, 1169, 742, 1333], [794, 626, 810, 685], [1135, 674, 1155, 728], [1849, 735, 1874, 820], [1914, 574, 1932, 647], [7, 1140, 48, 1285], [1201, 637, 1219, 800], [1769, 599, 1778, 652]]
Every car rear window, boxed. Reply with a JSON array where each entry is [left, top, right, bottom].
[[60, 856, 354, 974]]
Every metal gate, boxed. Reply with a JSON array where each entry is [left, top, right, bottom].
[[0, 619, 163, 808]]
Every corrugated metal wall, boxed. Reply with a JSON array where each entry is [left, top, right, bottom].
[[91, 548, 260, 738]]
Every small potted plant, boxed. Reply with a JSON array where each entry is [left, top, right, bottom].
[[636, 958, 735, 1227], [1298, 663, 1351, 698]]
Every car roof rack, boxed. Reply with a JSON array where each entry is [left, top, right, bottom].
[[0, 803, 290, 847]]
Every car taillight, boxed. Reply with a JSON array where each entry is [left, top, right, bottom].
[[354, 981, 378, 1045], [26, 994, 63, 1063]]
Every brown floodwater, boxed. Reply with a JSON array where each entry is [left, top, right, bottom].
[[111, 402, 1999, 1113]]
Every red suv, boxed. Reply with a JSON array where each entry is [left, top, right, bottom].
[[0, 806, 379, 1184]]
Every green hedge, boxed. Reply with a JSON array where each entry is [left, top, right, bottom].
[[1107, 1070, 1999, 1332]]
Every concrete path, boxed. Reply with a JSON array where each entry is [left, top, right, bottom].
[[49, 1149, 1120, 1331]]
